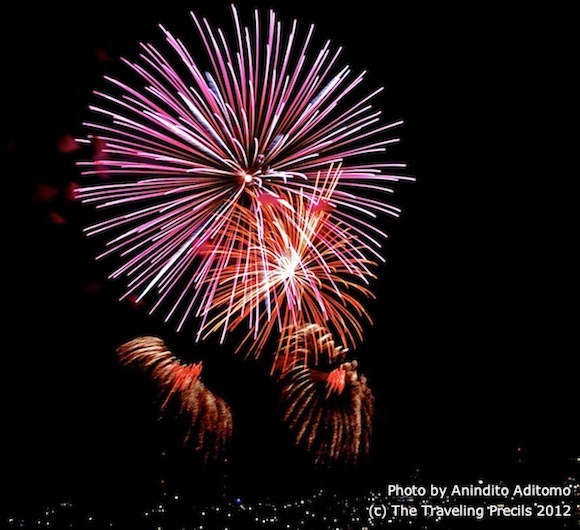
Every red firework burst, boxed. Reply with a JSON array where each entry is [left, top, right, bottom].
[[117, 336, 232, 460], [197, 167, 376, 359], [274, 324, 374, 465]]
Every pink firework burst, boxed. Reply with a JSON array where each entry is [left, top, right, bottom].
[[78, 6, 408, 335]]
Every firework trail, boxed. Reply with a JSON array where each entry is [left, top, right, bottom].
[[78, 5, 407, 333], [117, 336, 232, 460], [274, 324, 374, 465], [198, 167, 376, 359]]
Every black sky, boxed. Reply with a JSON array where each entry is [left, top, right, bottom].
[[2, 0, 577, 518]]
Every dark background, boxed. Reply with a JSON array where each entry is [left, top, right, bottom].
[[2, 0, 577, 523]]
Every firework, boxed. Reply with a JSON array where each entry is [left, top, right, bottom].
[[78, 6, 407, 332], [197, 167, 376, 358], [117, 336, 232, 460], [274, 324, 374, 465]]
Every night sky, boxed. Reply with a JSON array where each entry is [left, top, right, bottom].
[[3, 0, 577, 523]]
